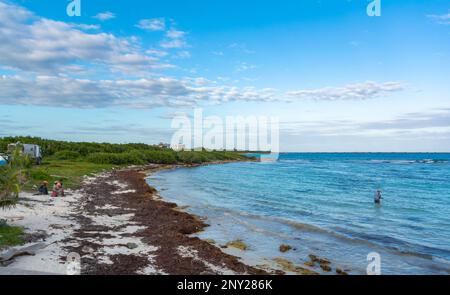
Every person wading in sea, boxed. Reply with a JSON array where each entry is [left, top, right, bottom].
[[374, 190, 383, 205]]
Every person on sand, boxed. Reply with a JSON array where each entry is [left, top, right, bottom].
[[58, 180, 65, 197], [51, 181, 65, 198], [374, 190, 383, 205], [51, 181, 58, 197], [33, 181, 49, 196], [38, 181, 49, 195]]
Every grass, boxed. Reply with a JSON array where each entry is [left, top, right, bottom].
[[0, 225, 25, 249], [25, 158, 116, 190], [23, 152, 251, 190]]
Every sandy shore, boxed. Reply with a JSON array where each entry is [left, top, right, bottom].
[[0, 163, 268, 275], [0, 190, 82, 274]]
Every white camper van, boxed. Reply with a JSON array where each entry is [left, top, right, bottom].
[[7, 142, 43, 165]]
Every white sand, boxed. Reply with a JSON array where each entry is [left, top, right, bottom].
[[0, 191, 82, 274], [0, 174, 161, 275], [177, 245, 236, 275]]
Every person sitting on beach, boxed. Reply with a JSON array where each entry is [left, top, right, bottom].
[[38, 181, 49, 195], [58, 180, 65, 197], [51, 181, 65, 198], [374, 190, 383, 204], [33, 181, 49, 196]]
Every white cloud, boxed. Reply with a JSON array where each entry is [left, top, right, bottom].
[[235, 62, 257, 72], [0, 2, 170, 75], [146, 49, 169, 57], [0, 74, 406, 109], [136, 18, 166, 31], [160, 38, 187, 49], [93, 11, 116, 21], [427, 11, 450, 25], [0, 1, 407, 110], [136, 19, 189, 49], [159, 29, 187, 49], [281, 109, 450, 138], [0, 75, 279, 108], [71, 23, 101, 30], [166, 29, 186, 39], [287, 81, 405, 101], [160, 29, 188, 49], [175, 50, 191, 59]]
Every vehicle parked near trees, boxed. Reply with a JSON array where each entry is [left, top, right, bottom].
[[7, 142, 42, 165]]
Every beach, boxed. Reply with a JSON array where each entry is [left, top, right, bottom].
[[0, 163, 270, 275], [2, 153, 449, 275]]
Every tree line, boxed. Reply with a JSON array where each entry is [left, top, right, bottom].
[[0, 136, 251, 165]]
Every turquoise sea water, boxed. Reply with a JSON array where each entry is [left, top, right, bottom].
[[147, 153, 450, 274]]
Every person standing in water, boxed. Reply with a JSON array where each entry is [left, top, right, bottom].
[[374, 190, 383, 204]]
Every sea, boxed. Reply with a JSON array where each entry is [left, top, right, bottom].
[[146, 153, 450, 274]]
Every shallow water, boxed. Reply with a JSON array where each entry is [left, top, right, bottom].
[[147, 153, 450, 274]]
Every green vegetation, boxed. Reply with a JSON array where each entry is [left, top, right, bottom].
[[53, 150, 81, 160], [0, 148, 30, 208], [0, 221, 24, 249], [0, 137, 252, 249], [1, 136, 253, 190], [25, 160, 115, 190]]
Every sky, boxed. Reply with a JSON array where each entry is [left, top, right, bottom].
[[0, 0, 449, 152]]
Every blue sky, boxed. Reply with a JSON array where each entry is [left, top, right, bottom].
[[0, 0, 449, 151]]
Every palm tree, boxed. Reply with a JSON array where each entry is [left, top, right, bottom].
[[0, 149, 30, 209]]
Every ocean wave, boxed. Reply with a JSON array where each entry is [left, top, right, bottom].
[[287, 221, 450, 263], [332, 227, 450, 261], [280, 159, 312, 163], [212, 206, 450, 262], [362, 159, 449, 164]]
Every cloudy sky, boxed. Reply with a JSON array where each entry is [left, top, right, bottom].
[[0, 0, 449, 152]]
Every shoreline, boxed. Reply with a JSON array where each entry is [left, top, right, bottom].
[[1, 160, 269, 275], [109, 163, 269, 274], [4, 158, 449, 275], [1, 159, 334, 275], [144, 162, 344, 276]]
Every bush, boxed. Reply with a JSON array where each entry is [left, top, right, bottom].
[[176, 151, 210, 164], [54, 150, 81, 160], [140, 150, 178, 164], [0, 136, 166, 157], [30, 169, 51, 181], [86, 152, 145, 165], [0, 149, 29, 208], [0, 225, 24, 248], [86, 150, 180, 165], [0, 136, 251, 167]]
